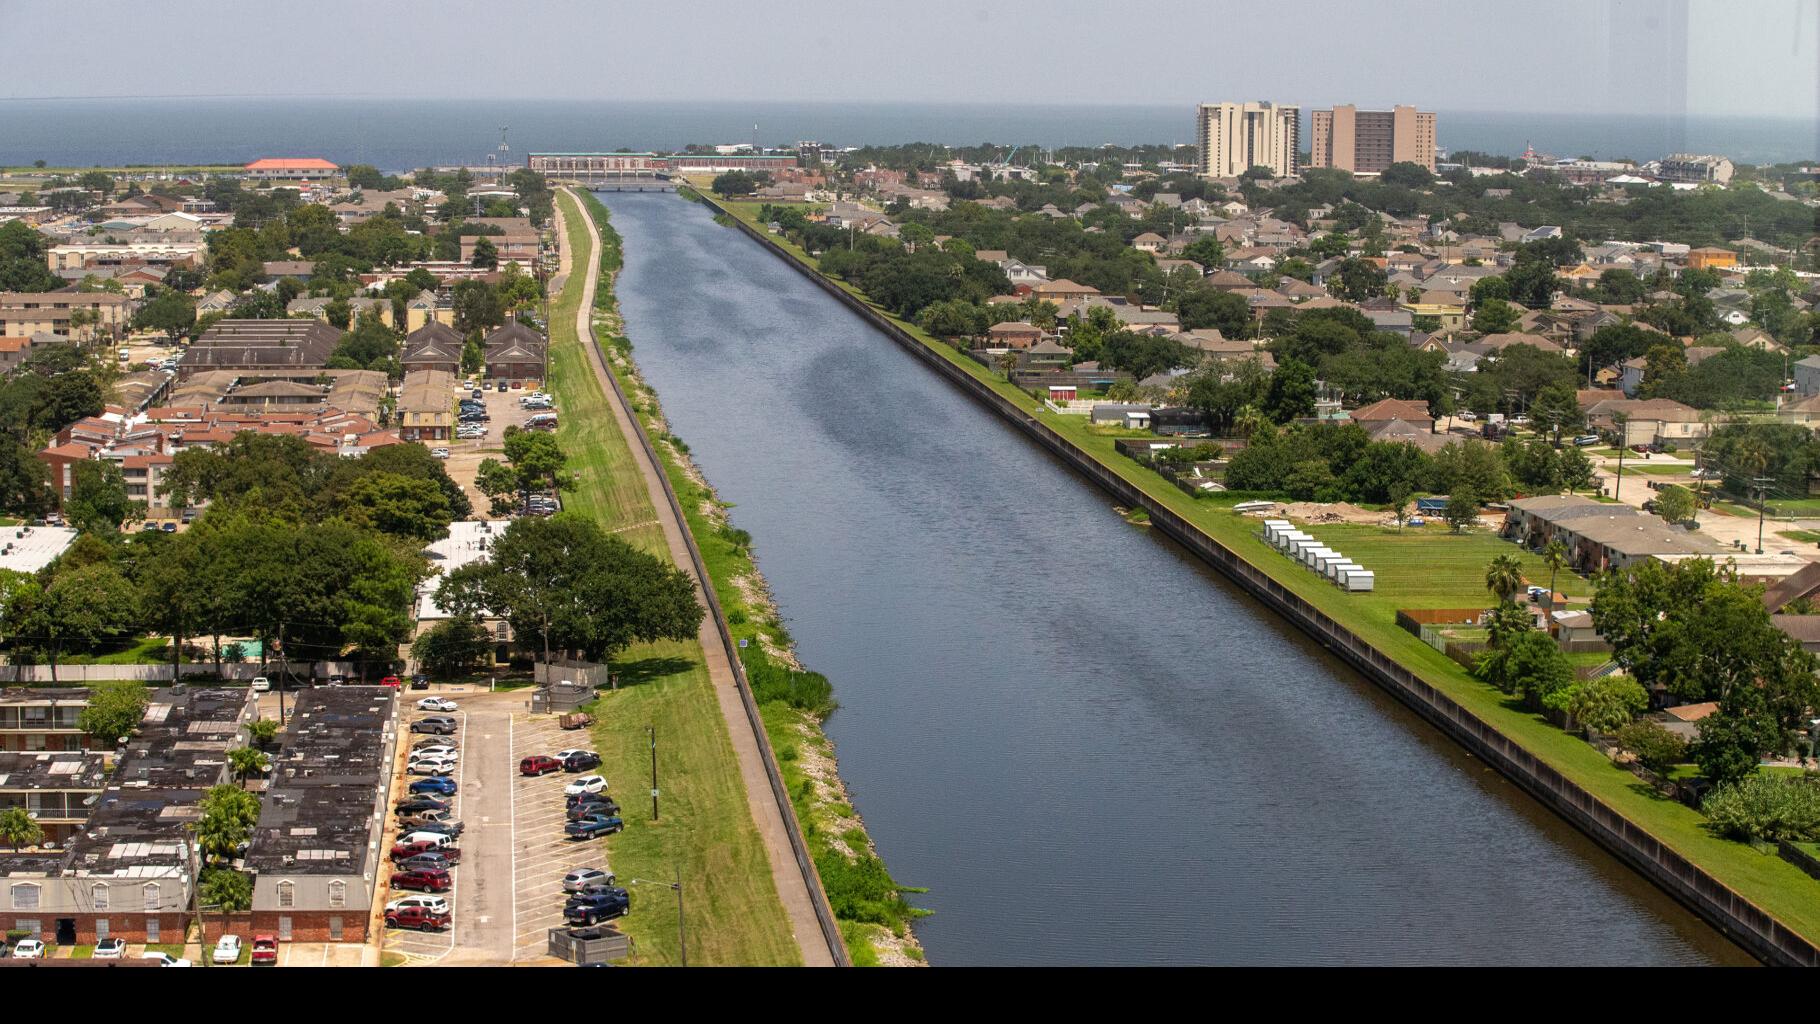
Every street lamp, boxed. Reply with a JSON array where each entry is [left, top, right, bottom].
[[645, 725, 659, 822], [626, 873, 685, 967]]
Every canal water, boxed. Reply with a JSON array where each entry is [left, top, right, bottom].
[[596, 191, 1749, 966]]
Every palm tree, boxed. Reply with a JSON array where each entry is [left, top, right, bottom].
[[1542, 539, 1569, 609], [191, 811, 246, 866], [247, 718, 280, 750], [227, 747, 267, 789], [1, 807, 43, 852], [1485, 553, 1526, 605]]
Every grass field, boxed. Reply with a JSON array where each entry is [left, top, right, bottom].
[[548, 189, 799, 966], [710, 194, 1820, 951]]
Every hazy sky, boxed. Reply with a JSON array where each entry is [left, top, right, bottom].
[[3, 0, 1814, 119]]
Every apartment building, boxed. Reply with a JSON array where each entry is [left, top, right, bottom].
[[0, 291, 132, 339], [1308, 105, 1437, 174], [0, 751, 108, 845], [0, 688, 89, 752], [1197, 102, 1299, 179], [247, 686, 398, 943], [1657, 153, 1735, 186]]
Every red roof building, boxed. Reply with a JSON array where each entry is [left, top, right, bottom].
[[243, 158, 340, 181]]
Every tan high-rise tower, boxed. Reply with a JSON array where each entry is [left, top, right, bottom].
[[1308, 105, 1437, 174], [1196, 102, 1299, 179]]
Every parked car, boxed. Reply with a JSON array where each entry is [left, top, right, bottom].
[[212, 934, 243, 964], [397, 810, 459, 830], [393, 842, 460, 866], [11, 938, 45, 959], [380, 675, 403, 688], [564, 887, 631, 925], [395, 797, 451, 815], [141, 951, 191, 967], [409, 748, 459, 765], [409, 776, 458, 796], [386, 894, 451, 916], [564, 774, 607, 797], [411, 739, 458, 754], [562, 751, 603, 772], [251, 934, 278, 966], [397, 849, 457, 871], [565, 813, 624, 840], [563, 867, 616, 893], [401, 819, 464, 838], [250, 676, 270, 693], [520, 754, 563, 776], [409, 760, 457, 777], [568, 797, 621, 821], [411, 716, 458, 735], [430, 448, 450, 459], [93, 937, 126, 959], [1572, 434, 1602, 447], [390, 868, 452, 892], [411, 674, 430, 690], [416, 696, 459, 712], [386, 906, 451, 932], [397, 829, 458, 848]]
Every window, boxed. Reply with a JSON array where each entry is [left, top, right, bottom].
[[277, 881, 295, 908], [90, 884, 107, 910], [10, 883, 39, 910], [327, 880, 347, 909], [142, 882, 159, 911]]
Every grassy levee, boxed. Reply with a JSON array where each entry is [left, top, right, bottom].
[[574, 189, 921, 965], [548, 189, 798, 966], [708, 195, 1820, 950]]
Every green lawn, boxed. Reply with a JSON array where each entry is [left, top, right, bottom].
[[551, 189, 798, 967], [1775, 530, 1820, 545], [1613, 464, 1697, 477], [710, 193, 1820, 951]]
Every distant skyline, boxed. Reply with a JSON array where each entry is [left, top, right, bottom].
[[3, 0, 1815, 122]]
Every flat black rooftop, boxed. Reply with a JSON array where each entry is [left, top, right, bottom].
[[245, 686, 395, 876], [0, 751, 107, 792]]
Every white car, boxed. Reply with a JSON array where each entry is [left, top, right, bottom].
[[11, 938, 45, 959], [140, 951, 191, 967], [564, 774, 607, 796], [410, 743, 458, 758], [409, 754, 459, 771], [93, 937, 126, 959], [386, 894, 451, 915], [250, 676, 270, 693], [397, 831, 454, 849], [416, 696, 459, 712], [430, 448, 450, 459], [408, 759, 457, 777], [212, 934, 242, 964]]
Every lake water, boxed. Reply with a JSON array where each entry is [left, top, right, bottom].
[[597, 189, 1751, 965], [2, 98, 1812, 170]]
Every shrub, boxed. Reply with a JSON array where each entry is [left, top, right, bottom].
[[741, 649, 836, 716], [1617, 720, 1688, 776], [1702, 774, 1820, 843]]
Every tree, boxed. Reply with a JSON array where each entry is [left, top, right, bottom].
[[138, 530, 205, 676], [1484, 553, 1526, 604], [1389, 484, 1412, 530], [501, 428, 569, 495], [1542, 539, 1569, 607], [78, 680, 149, 745], [199, 867, 254, 913], [192, 784, 259, 864], [1558, 445, 1595, 494], [1561, 674, 1647, 734], [38, 567, 141, 683], [1172, 287, 1250, 336], [1, 806, 44, 851], [1655, 484, 1696, 525], [1472, 297, 1519, 334], [226, 746, 268, 789], [1263, 357, 1317, 423], [1701, 774, 1820, 843], [436, 513, 704, 663], [1444, 485, 1481, 532], [1530, 384, 1583, 447], [131, 289, 197, 341], [1617, 720, 1689, 777], [1331, 256, 1388, 302], [1432, 440, 1510, 500], [65, 459, 143, 535], [335, 471, 452, 542], [1692, 706, 1781, 787], [411, 617, 494, 678], [470, 236, 499, 270], [247, 718, 281, 750], [1477, 625, 1573, 708]]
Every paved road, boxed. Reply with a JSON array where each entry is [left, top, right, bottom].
[[442, 694, 519, 964], [558, 189, 836, 967]]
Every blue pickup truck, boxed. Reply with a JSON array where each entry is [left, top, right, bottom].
[[564, 814, 625, 841], [564, 887, 631, 925]]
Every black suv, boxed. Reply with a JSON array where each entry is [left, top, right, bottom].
[[567, 797, 621, 822], [563, 751, 602, 772]]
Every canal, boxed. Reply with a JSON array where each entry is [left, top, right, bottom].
[[596, 190, 1749, 966]]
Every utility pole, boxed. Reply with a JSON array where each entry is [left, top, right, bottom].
[[674, 867, 686, 967], [1753, 476, 1773, 554], [186, 836, 209, 968], [646, 724, 659, 821]]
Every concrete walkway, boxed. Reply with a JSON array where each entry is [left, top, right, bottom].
[[556, 190, 836, 967]]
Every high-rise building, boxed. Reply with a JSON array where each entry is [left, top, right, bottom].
[[1196, 102, 1299, 179], [1308, 105, 1437, 174]]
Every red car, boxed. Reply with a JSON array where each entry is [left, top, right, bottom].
[[250, 934, 278, 966], [386, 906, 451, 932], [520, 755, 562, 776], [380, 675, 403, 688], [391, 839, 460, 863], [390, 868, 452, 892]]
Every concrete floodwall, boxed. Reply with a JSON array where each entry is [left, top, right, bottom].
[[714, 199, 1820, 967]]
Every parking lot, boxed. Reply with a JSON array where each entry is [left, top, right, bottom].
[[509, 711, 600, 962], [382, 705, 467, 964], [441, 380, 553, 515]]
